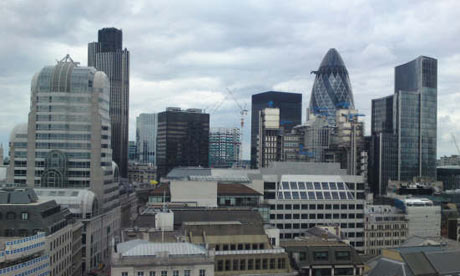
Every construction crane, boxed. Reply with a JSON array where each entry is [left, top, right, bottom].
[[226, 88, 248, 167], [451, 133, 460, 155]]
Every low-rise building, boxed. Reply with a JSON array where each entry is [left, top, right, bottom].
[[128, 163, 156, 184], [364, 205, 408, 255], [112, 241, 214, 276], [281, 227, 364, 276], [0, 187, 79, 276]]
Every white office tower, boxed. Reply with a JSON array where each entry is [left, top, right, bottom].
[[21, 55, 119, 211], [404, 198, 441, 238], [8, 55, 122, 272]]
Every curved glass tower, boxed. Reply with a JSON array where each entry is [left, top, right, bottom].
[[309, 48, 354, 125]]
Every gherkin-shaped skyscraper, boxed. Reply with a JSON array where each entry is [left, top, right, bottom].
[[309, 48, 354, 125]]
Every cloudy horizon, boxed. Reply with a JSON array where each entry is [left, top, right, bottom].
[[1, 0, 460, 159]]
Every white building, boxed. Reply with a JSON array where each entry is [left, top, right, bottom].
[[267, 174, 366, 252], [403, 198, 441, 238], [111, 241, 214, 276]]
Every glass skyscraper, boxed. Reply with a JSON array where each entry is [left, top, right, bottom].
[[88, 27, 130, 178], [309, 48, 355, 125], [251, 91, 302, 168], [136, 113, 158, 164], [369, 56, 437, 195]]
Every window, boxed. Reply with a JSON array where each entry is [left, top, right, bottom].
[[335, 268, 354, 275], [262, 258, 268, 269], [173, 271, 179, 276], [138, 272, 144, 276], [313, 251, 328, 261], [199, 270, 206, 276], [225, 260, 231, 270], [6, 212, 16, 220], [278, 258, 286, 269], [233, 259, 239, 271], [122, 273, 128, 276], [21, 212, 29, 220], [335, 251, 351, 261], [270, 258, 276, 269], [248, 259, 254, 270], [161, 272, 167, 276], [150, 272, 156, 276], [240, 259, 246, 270], [299, 252, 306, 261], [217, 260, 224, 271]]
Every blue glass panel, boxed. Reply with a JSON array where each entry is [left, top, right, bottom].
[[284, 192, 292, 199], [332, 192, 339, 199], [282, 182, 289, 189], [339, 192, 346, 199], [321, 182, 329, 190], [330, 182, 337, 190], [298, 182, 306, 189], [300, 192, 307, 199], [324, 192, 331, 200], [306, 182, 313, 189], [308, 192, 316, 199], [290, 182, 298, 190], [337, 182, 345, 190], [314, 182, 321, 190], [316, 192, 324, 199], [292, 192, 300, 199]]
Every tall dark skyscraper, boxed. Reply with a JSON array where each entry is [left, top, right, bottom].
[[88, 27, 130, 177], [309, 48, 354, 125], [156, 107, 210, 178], [251, 91, 302, 168], [369, 56, 437, 195]]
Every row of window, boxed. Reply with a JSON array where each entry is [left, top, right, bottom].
[[216, 258, 286, 271], [366, 231, 406, 238], [276, 223, 364, 230], [271, 203, 364, 210], [0, 211, 29, 220], [215, 243, 265, 251], [271, 212, 364, 220], [279, 181, 365, 191], [123, 270, 206, 276]]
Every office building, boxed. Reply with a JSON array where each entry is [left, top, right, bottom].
[[128, 141, 137, 161], [369, 56, 437, 196], [127, 163, 156, 184], [136, 113, 158, 164], [364, 205, 408, 256], [257, 108, 282, 168], [35, 188, 120, 273], [0, 188, 81, 276], [209, 127, 240, 168], [156, 107, 209, 178], [251, 91, 302, 168], [111, 241, 215, 276], [308, 48, 355, 126], [437, 165, 460, 190], [16, 55, 119, 212], [7, 55, 122, 273], [88, 27, 130, 177], [403, 198, 441, 238]]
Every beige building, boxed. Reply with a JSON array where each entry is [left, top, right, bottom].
[[128, 163, 156, 184], [364, 205, 408, 255]]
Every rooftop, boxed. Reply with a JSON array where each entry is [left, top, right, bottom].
[[117, 241, 207, 257]]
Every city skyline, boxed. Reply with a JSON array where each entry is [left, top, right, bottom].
[[1, 1, 460, 159]]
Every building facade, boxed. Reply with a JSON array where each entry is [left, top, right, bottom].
[[369, 56, 437, 196], [308, 48, 355, 126], [251, 91, 302, 168], [19, 55, 119, 213], [266, 174, 366, 252], [257, 108, 282, 168], [403, 198, 441, 238], [88, 27, 130, 178], [136, 113, 158, 164], [156, 108, 209, 178], [0, 188, 79, 276], [209, 127, 240, 168], [364, 205, 408, 256]]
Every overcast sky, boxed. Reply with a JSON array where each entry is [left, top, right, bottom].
[[1, 0, 460, 159]]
